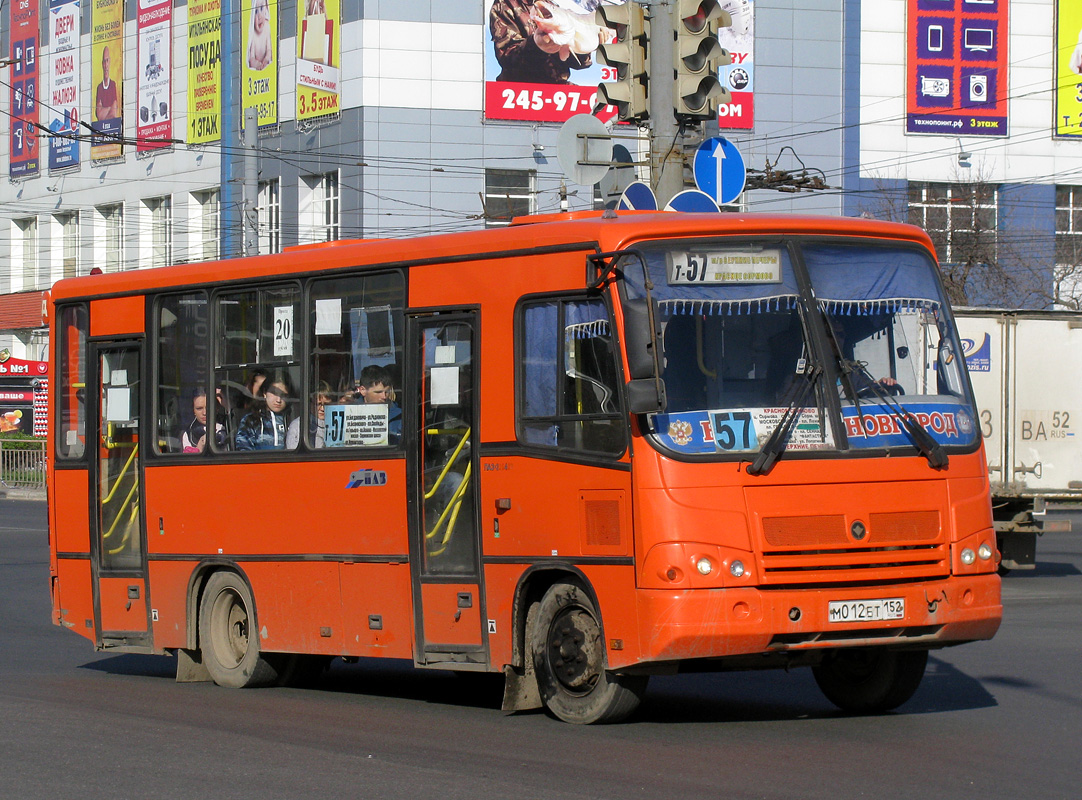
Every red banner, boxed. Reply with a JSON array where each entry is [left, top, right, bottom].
[[0, 355, 49, 377]]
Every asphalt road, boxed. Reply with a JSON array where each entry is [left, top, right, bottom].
[[2, 499, 1079, 799]]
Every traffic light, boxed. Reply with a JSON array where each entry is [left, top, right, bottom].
[[673, 0, 732, 119], [595, 1, 649, 123]]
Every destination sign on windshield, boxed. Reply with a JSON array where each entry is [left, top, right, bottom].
[[668, 249, 782, 284]]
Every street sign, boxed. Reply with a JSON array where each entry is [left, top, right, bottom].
[[557, 114, 613, 186], [693, 136, 746, 205], [617, 181, 658, 211], [599, 145, 636, 209], [664, 189, 719, 212]]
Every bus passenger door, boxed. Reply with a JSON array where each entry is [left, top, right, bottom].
[[407, 312, 486, 666], [90, 342, 151, 649]]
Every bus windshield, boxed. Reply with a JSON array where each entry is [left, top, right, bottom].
[[621, 238, 980, 460]]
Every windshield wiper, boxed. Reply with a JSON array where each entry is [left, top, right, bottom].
[[844, 359, 949, 470], [747, 361, 824, 476]]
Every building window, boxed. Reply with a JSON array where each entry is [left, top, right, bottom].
[[259, 179, 281, 254], [907, 182, 997, 267], [146, 196, 173, 268], [1055, 186, 1082, 308], [98, 204, 124, 271], [57, 212, 79, 279], [15, 217, 38, 290], [300, 173, 339, 244], [195, 190, 220, 261], [485, 169, 535, 227]]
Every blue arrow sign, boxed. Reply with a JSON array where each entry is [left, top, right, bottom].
[[693, 137, 746, 206], [664, 189, 719, 213], [617, 180, 658, 211]]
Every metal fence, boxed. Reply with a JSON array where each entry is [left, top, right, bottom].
[[0, 439, 46, 491]]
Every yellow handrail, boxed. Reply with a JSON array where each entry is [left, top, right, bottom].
[[100, 444, 139, 504], [426, 462, 472, 556], [103, 483, 139, 552], [424, 428, 470, 501]]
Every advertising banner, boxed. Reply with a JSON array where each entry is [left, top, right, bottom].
[[9, 0, 40, 179], [906, 0, 1008, 137], [48, 0, 80, 172], [1055, 0, 1082, 137], [484, 0, 618, 123], [243, 0, 279, 129], [137, 0, 173, 152], [188, 0, 222, 143], [296, 0, 341, 122], [717, 0, 754, 130], [91, 0, 124, 160], [0, 354, 48, 436]]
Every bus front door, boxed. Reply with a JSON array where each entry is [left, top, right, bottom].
[[407, 312, 486, 666], [90, 342, 150, 649]]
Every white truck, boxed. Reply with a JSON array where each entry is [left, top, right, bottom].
[[954, 309, 1082, 570]]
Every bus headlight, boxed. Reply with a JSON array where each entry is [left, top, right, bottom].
[[696, 557, 713, 575], [730, 560, 745, 578], [960, 548, 976, 565], [978, 543, 993, 561]]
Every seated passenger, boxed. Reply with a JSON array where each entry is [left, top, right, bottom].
[[182, 389, 226, 453], [286, 381, 333, 449], [235, 371, 294, 451], [357, 364, 402, 443]]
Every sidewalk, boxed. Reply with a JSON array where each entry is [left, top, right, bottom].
[[0, 487, 47, 501]]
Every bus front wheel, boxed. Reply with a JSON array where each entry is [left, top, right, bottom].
[[812, 648, 928, 713], [198, 571, 280, 688], [531, 582, 647, 724]]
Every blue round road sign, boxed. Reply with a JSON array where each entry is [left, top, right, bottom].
[[664, 189, 719, 213], [693, 137, 746, 206], [617, 180, 658, 211]]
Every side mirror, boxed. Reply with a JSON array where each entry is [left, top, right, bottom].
[[626, 378, 667, 414], [622, 299, 663, 381], [622, 299, 666, 413]]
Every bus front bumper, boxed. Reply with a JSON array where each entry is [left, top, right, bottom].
[[625, 574, 1001, 668]]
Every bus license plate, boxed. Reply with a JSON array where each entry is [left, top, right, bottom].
[[828, 598, 905, 623]]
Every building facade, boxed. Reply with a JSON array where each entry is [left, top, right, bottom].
[[1, 0, 1079, 363]]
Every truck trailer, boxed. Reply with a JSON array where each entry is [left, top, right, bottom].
[[955, 309, 1081, 570]]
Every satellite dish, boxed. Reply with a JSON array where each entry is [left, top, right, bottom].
[[557, 114, 613, 186]]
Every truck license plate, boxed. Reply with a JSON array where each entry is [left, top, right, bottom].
[[828, 598, 905, 623]]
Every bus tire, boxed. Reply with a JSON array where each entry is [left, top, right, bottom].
[[198, 570, 279, 689], [531, 582, 646, 724], [812, 648, 928, 713]]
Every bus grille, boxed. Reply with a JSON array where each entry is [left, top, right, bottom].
[[759, 511, 947, 584]]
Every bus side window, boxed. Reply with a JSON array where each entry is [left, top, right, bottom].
[[213, 285, 302, 453], [518, 297, 627, 455], [156, 292, 210, 454], [309, 271, 405, 449], [56, 304, 89, 460]]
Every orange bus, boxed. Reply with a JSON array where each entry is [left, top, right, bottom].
[[46, 212, 1001, 723]]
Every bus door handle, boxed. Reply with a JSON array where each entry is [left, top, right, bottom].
[[455, 592, 472, 621]]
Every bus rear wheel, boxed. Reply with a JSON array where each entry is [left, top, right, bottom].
[[531, 582, 647, 724], [812, 648, 928, 713], [198, 571, 280, 688]]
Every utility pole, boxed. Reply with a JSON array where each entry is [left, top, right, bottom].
[[220, 0, 237, 258], [647, 1, 683, 208], [242, 108, 259, 256], [598, 1, 730, 208]]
